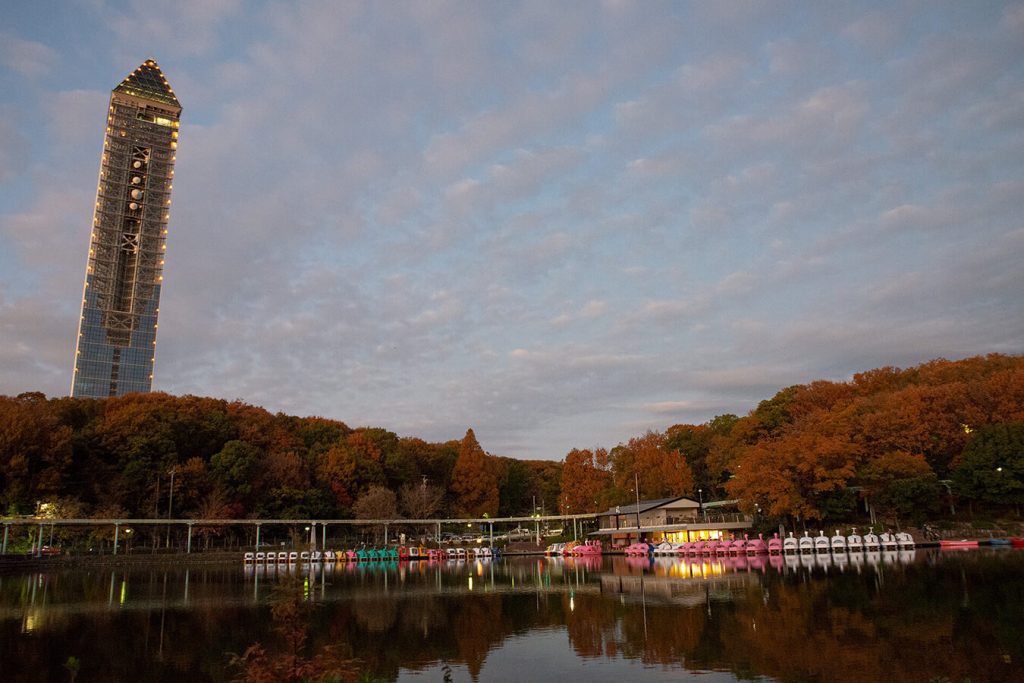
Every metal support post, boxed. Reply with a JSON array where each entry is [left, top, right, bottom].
[[322, 523, 327, 550], [166, 466, 175, 549], [114, 523, 120, 555], [489, 521, 493, 547], [310, 522, 316, 550], [384, 524, 389, 546], [37, 523, 44, 557], [2, 523, 8, 554], [255, 524, 261, 550], [187, 524, 193, 553]]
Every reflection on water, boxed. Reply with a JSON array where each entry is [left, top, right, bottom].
[[2, 549, 1023, 682]]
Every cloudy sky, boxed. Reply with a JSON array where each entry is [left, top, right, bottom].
[[1, 1, 1022, 459]]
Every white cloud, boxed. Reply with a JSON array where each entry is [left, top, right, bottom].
[[1002, 4, 1024, 34], [580, 300, 607, 318], [0, 3, 1022, 460], [105, 0, 244, 56], [424, 75, 608, 178], [677, 54, 748, 90], [842, 11, 902, 52], [0, 117, 29, 184], [0, 33, 57, 77]]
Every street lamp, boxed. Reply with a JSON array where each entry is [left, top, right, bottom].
[[698, 488, 704, 523]]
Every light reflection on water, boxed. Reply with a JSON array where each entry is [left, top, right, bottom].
[[2, 549, 1023, 682]]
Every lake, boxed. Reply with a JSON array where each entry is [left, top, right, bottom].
[[2, 549, 1022, 682]]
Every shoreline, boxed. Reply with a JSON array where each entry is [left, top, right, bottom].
[[9, 540, 1017, 571]]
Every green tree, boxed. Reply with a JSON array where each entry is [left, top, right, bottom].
[[666, 425, 714, 495], [952, 423, 1024, 504], [497, 457, 533, 516], [210, 440, 261, 503], [859, 451, 940, 525]]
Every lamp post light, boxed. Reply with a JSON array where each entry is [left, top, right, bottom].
[[698, 488, 704, 523]]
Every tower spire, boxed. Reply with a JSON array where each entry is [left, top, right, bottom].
[[113, 58, 180, 108]]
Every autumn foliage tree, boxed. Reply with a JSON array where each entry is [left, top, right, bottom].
[[726, 420, 863, 521], [2, 354, 1022, 529], [0, 393, 71, 512], [609, 431, 694, 502], [450, 429, 499, 517], [558, 448, 611, 513]]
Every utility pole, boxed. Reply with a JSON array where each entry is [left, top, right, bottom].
[[634, 472, 642, 539], [166, 466, 176, 549]]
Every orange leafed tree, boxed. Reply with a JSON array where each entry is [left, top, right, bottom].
[[315, 442, 357, 509], [727, 425, 862, 520], [559, 448, 611, 513], [612, 431, 694, 500], [450, 429, 499, 517]]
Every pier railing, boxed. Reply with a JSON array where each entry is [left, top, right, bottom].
[[0, 513, 602, 556]]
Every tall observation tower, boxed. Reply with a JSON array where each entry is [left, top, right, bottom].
[[71, 59, 181, 398]]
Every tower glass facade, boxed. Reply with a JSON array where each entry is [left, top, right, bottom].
[[71, 60, 181, 398]]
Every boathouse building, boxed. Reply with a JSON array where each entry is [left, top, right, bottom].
[[593, 496, 753, 547]]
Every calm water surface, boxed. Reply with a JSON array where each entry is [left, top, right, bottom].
[[2, 550, 1023, 682]]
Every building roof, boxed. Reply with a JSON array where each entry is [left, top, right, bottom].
[[703, 499, 740, 509], [597, 496, 695, 517], [114, 59, 180, 108]]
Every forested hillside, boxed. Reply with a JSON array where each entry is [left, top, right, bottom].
[[2, 354, 1021, 525], [0, 393, 560, 520], [559, 354, 1024, 524]]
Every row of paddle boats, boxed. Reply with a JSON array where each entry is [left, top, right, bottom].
[[244, 545, 499, 564], [939, 537, 1024, 549], [544, 540, 604, 556], [624, 529, 917, 557]]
